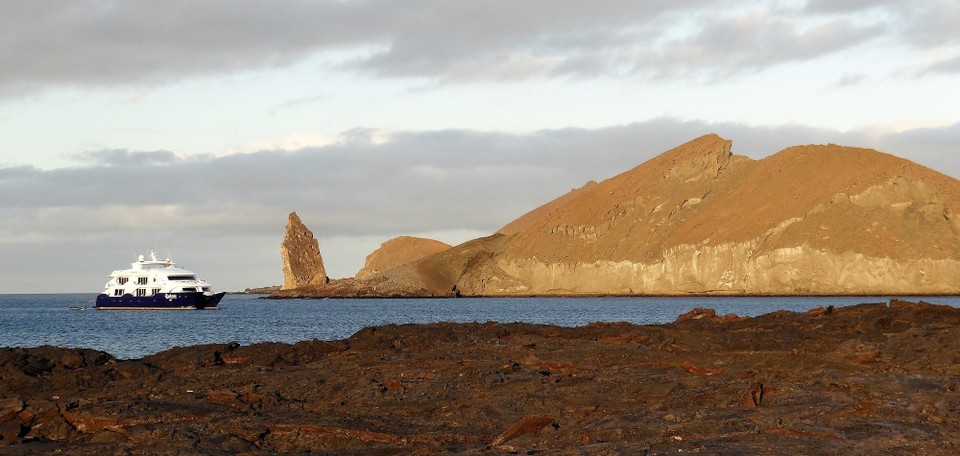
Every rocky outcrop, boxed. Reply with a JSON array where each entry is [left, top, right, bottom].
[[6, 302, 960, 453], [243, 285, 281, 294], [279, 212, 327, 290], [356, 236, 451, 280]]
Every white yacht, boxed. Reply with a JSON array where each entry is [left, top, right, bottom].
[[95, 251, 225, 310]]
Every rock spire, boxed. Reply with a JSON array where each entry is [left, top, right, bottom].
[[279, 212, 327, 290]]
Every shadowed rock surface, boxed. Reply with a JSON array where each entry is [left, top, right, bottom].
[[4, 300, 960, 454]]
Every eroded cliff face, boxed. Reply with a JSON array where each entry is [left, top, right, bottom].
[[279, 212, 327, 290], [475, 246, 960, 296]]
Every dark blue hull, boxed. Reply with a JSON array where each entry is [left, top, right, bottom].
[[95, 292, 225, 310]]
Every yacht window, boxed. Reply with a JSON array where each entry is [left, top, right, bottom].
[[135, 288, 147, 297], [117, 277, 128, 285], [167, 275, 196, 281], [202, 287, 211, 292], [137, 277, 148, 285], [181, 287, 197, 292], [152, 288, 160, 295], [113, 289, 124, 296]]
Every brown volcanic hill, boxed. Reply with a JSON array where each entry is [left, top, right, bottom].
[[356, 236, 451, 280], [498, 180, 597, 235], [501, 133, 749, 264], [503, 135, 960, 261], [392, 134, 960, 296]]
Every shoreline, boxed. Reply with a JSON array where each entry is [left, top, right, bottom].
[[1, 291, 955, 298], [262, 291, 960, 299], [4, 299, 960, 453]]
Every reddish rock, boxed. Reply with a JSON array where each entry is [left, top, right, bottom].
[[769, 428, 842, 440], [24, 407, 74, 441], [206, 389, 240, 406], [17, 400, 55, 425], [680, 362, 725, 376], [2, 301, 960, 454], [62, 411, 132, 433], [0, 418, 25, 440], [676, 308, 744, 324], [490, 415, 556, 446], [0, 398, 23, 424]]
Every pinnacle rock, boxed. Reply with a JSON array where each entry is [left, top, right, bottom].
[[279, 212, 327, 290]]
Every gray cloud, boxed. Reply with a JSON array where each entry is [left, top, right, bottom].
[[1, 119, 957, 292], [898, 1, 960, 48], [834, 73, 869, 87], [805, 0, 959, 47], [4, 120, 958, 225], [923, 56, 960, 75], [0, 0, 370, 94], [637, 13, 883, 81], [803, 0, 917, 13], [2, 0, 953, 96], [71, 149, 182, 167]]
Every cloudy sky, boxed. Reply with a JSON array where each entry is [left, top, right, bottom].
[[2, 0, 959, 293]]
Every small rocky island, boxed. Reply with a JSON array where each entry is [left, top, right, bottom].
[[3, 300, 960, 454], [271, 134, 960, 299]]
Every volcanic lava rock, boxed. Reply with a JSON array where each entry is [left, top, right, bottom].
[[4, 301, 960, 454]]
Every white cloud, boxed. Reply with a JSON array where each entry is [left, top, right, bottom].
[[226, 133, 337, 155]]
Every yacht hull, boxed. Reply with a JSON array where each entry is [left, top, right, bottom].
[[95, 292, 225, 310]]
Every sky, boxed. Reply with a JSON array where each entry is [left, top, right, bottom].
[[1, 0, 959, 293]]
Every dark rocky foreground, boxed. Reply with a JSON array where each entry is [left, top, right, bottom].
[[3, 300, 960, 455]]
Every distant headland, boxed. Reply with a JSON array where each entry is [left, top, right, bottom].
[[267, 134, 960, 298]]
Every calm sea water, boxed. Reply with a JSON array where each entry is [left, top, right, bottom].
[[2, 294, 959, 360]]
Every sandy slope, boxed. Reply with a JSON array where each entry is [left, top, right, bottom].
[[356, 236, 451, 280]]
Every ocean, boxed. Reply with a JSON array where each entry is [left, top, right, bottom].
[[2, 293, 959, 360]]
